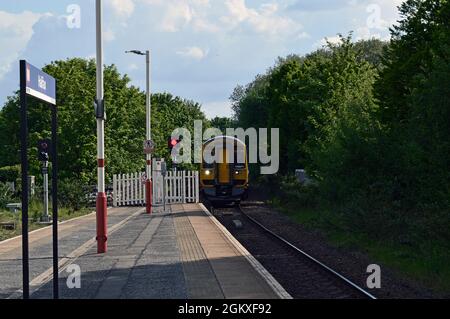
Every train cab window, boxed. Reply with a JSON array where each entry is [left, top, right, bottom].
[[203, 145, 215, 168], [203, 162, 214, 169], [234, 146, 246, 169]]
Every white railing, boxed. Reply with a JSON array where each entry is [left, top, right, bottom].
[[112, 170, 199, 207]]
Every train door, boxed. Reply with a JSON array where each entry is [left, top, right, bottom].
[[217, 147, 231, 184]]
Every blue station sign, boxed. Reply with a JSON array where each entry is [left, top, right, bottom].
[[25, 62, 56, 105]]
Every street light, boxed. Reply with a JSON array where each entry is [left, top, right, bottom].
[[125, 50, 146, 56], [126, 49, 152, 214]]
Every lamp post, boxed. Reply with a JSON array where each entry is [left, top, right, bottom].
[[126, 50, 152, 214], [96, 0, 107, 253]]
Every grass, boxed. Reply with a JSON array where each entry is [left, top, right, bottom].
[[269, 197, 450, 294], [0, 199, 92, 242]]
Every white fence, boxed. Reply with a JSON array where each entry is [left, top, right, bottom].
[[112, 170, 199, 207], [112, 172, 146, 207]]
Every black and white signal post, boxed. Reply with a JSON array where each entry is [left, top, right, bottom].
[[38, 139, 51, 223]]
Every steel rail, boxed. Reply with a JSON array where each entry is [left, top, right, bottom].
[[236, 205, 377, 300]]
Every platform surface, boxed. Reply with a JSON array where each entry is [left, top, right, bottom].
[[0, 203, 289, 299]]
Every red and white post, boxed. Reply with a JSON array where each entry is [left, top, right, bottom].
[[145, 50, 152, 214], [96, 0, 107, 253]]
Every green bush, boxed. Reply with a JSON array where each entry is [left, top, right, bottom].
[[0, 182, 15, 209], [58, 179, 89, 211], [279, 175, 320, 208], [0, 165, 20, 183]]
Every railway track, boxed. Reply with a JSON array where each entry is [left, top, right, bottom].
[[209, 203, 377, 299]]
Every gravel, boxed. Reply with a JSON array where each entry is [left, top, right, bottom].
[[234, 200, 443, 299], [213, 205, 369, 299]]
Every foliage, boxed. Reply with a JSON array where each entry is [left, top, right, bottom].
[[232, 38, 386, 174], [57, 178, 89, 211], [353, 38, 388, 69], [371, 0, 450, 235], [209, 116, 236, 133], [232, 0, 450, 248], [0, 58, 208, 185], [0, 182, 15, 209], [0, 165, 20, 183]]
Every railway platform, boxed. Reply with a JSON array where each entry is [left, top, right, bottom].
[[0, 203, 290, 299]]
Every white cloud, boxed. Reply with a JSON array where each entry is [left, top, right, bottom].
[[192, 16, 220, 33], [221, 0, 302, 37], [141, 0, 213, 32], [128, 63, 139, 71], [202, 100, 232, 118], [139, 0, 303, 37], [107, 0, 135, 18], [313, 35, 343, 49], [176, 46, 208, 60], [161, 3, 194, 32], [298, 31, 311, 39], [104, 29, 116, 42], [324, 36, 343, 45], [355, 26, 390, 41], [0, 11, 48, 80]]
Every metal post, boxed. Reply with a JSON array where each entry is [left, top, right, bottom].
[[96, 0, 107, 253], [146, 50, 151, 144], [145, 50, 152, 214], [19, 60, 29, 299], [51, 105, 59, 299]]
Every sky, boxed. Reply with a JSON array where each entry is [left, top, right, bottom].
[[0, 0, 404, 118]]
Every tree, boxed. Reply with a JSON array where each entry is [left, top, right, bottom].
[[231, 38, 387, 174], [209, 117, 236, 133], [353, 38, 389, 69], [375, 0, 448, 125], [374, 0, 450, 212], [0, 58, 208, 185], [231, 74, 271, 130]]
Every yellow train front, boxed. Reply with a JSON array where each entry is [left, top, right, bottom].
[[200, 136, 249, 204]]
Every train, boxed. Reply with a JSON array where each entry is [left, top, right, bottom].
[[200, 136, 249, 205]]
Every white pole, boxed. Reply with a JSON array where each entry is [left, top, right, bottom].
[[96, 0, 107, 253], [146, 51, 151, 142], [146, 51, 151, 183], [145, 50, 152, 214], [113, 174, 117, 207]]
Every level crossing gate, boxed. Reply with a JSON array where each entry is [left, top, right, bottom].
[[112, 170, 199, 207]]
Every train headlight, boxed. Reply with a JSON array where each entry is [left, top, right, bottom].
[[234, 170, 240, 175], [205, 170, 211, 176]]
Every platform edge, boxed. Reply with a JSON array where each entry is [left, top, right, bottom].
[[198, 203, 293, 300]]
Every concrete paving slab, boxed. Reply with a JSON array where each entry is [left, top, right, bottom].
[[1, 203, 289, 299], [0, 206, 143, 299]]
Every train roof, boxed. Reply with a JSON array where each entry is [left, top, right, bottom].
[[203, 135, 246, 147]]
